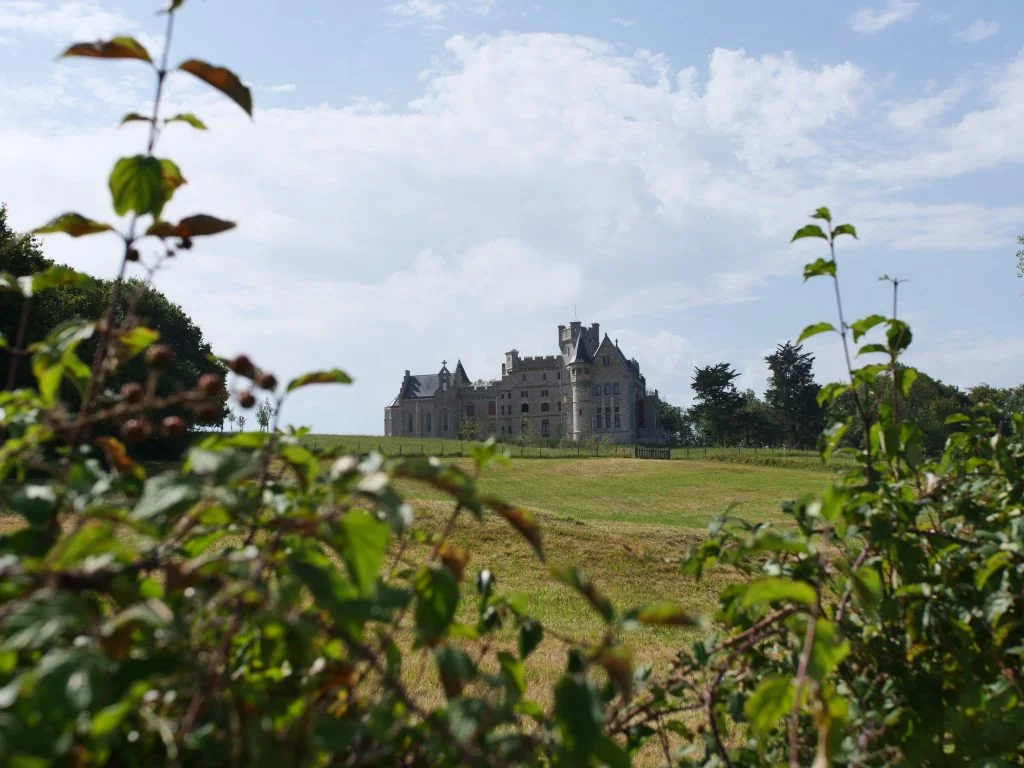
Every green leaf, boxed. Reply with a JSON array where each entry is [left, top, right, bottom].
[[61, 37, 152, 62], [819, 419, 850, 462], [120, 112, 152, 125], [811, 207, 832, 223], [31, 213, 114, 238], [30, 320, 94, 405], [850, 314, 886, 342], [632, 601, 700, 627], [792, 224, 828, 242], [7, 485, 58, 528], [554, 675, 603, 756], [831, 223, 857, 239], [286, 368, 353, 393], [414, 566, 459, 640], [803, 257, 836, 281], [744, 675, 795, 736], [596, 645, 634, 699], [851, 565, 882, 617], [895, 366, 917, 398], [166, 112, 207, 130], [131, 474, 202, 521], [817, 381, 849, 407], [518, 621, 543, 659], [808, 619, 849, 679], [886, 320, 912, 354], [740, 576, 816, 608], [91, 698, 133, 737], [109, 155, 166, 217], [177, 59, 253, 116], [498, 651, 526, 697], [147, 214, 236, 239], [857, 343, 888, 356], [434, 645, 478, 698], [336, 511, 390, 595], [976, 551, 1011, 591], [553, 567, 613, 622], [797, 322, 837, 343], [481, 497, 544, 561], [116, 325, 159, 360], [279, 443, 318, 489]]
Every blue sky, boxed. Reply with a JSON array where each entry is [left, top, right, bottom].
[[0, 0, 1022, 433]]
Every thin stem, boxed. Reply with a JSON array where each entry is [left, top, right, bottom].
[[789, 571, 823, 768], [5, 296, 32, 390]]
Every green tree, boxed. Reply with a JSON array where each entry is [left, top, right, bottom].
[[764, 341, 823, 449], [255, 397, 275, 432], [690, 362, 743, 445], [737, 388, 777, 447], [457, 417, 480, 440], [657, 401, 685, 446]]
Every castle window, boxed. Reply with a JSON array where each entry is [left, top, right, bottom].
[[604, 383, 610, 395], [541, 389, 549, 397], [488, 401, 496, 416], [614, 383, 620, 395], [521, 403, 529, 414], [541, 402, 550, 412], [443, 411, 449, 433], [614, 406, 620, 428], [501, 425, 505, 435], [603, 355, 610, 366], [541, 420, 550, 437], [407, 414, 413, 433], [579, 409, 583, 416], [522, 374, 526, 381], [426, 413, 432, 434], [594, 385, 600, 396], [542, 373, 547, 380], [521, 390, 528, 398], [605, 406, 611, 427], [557, 372, 561, 380], [558, 402, 562, 411], [596, 414, 602, 430], [467, 403, 475, 417]]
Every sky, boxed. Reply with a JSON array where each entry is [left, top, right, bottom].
[[0, 0, 1022, 434]]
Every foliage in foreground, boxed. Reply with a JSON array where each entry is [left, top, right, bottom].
[[1, 5, 1022, 766]]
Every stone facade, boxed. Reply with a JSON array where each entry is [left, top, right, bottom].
[[384, 321, 668, 445]]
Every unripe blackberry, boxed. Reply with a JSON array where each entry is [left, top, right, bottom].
[[145, 344, 173, 371], [121, 418, 152, 444], [228, 354, 256, 379], [126, 248, 140, 262], [198, 373, 223, 397], [194, 402, 218, 422], [255, 371, 277, 391], [161, 415, 186, 438], [237, 390, 256, 409], [120, 382, 144, 404]]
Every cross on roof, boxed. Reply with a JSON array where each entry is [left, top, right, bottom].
[[441, 359, 447, 367]]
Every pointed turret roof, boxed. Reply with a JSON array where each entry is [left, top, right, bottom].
[[567, 332, 594, 365], [453, 359, 471, 385]]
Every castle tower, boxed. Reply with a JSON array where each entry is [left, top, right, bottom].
[[566, 332, 594, 441]]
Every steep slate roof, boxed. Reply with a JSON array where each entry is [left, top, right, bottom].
[[454, 360, 471, 385], [567, 332, 594, 364], [401, 373, 441, 399]]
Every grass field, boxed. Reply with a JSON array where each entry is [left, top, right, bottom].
[[301, 432, 839, 467]]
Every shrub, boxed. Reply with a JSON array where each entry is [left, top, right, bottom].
[[0, 6, 1021, 767]]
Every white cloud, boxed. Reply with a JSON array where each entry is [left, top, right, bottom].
[[887, 84, 964, 131], [386, 0, 448, 24], [2, 31, 1022, 430], [955, 19, 999, 43], [614, 18, 634, 27], [470, 0, 497, 15], [849, 0, 920, 34], [0, 1, 136, 40], [265, 84, 296, 93]]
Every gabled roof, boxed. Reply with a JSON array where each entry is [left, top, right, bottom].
[[454, 359, 471, 385], [567, 332, 594, 365], [401, 373, 440, 399]]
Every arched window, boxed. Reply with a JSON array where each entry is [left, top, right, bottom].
[[604, 383, 610, 395], [594, 385, 600, 396], [426, 412, 432, 434], [541, 420, 550, 437], [407, 414, 413, 433], [521, 403, 529, 414], [442, 410, 449, 433]]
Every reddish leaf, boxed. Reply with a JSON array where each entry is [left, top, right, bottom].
[[481, 496, 544, 561], [61, 37, 152, 63], [147, 215, 236, 239], [32, 213, 114, 238], [177, 59, 252, 116]]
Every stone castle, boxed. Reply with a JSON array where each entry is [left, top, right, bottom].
[[384, 321, 668, 444]]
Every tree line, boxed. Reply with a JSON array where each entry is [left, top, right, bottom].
[[659, 341, 1023, 454]]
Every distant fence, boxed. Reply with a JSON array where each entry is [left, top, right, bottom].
[[634, 445, 671, 460]]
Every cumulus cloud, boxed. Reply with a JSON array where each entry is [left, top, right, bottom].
[[0, 1, 136, 40], [887, 85, 965, 131], [1, 28, 1022, 430], [386, 0, 448, 24], [955, 20, 999, 43], [849, 0, 919, 34]]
